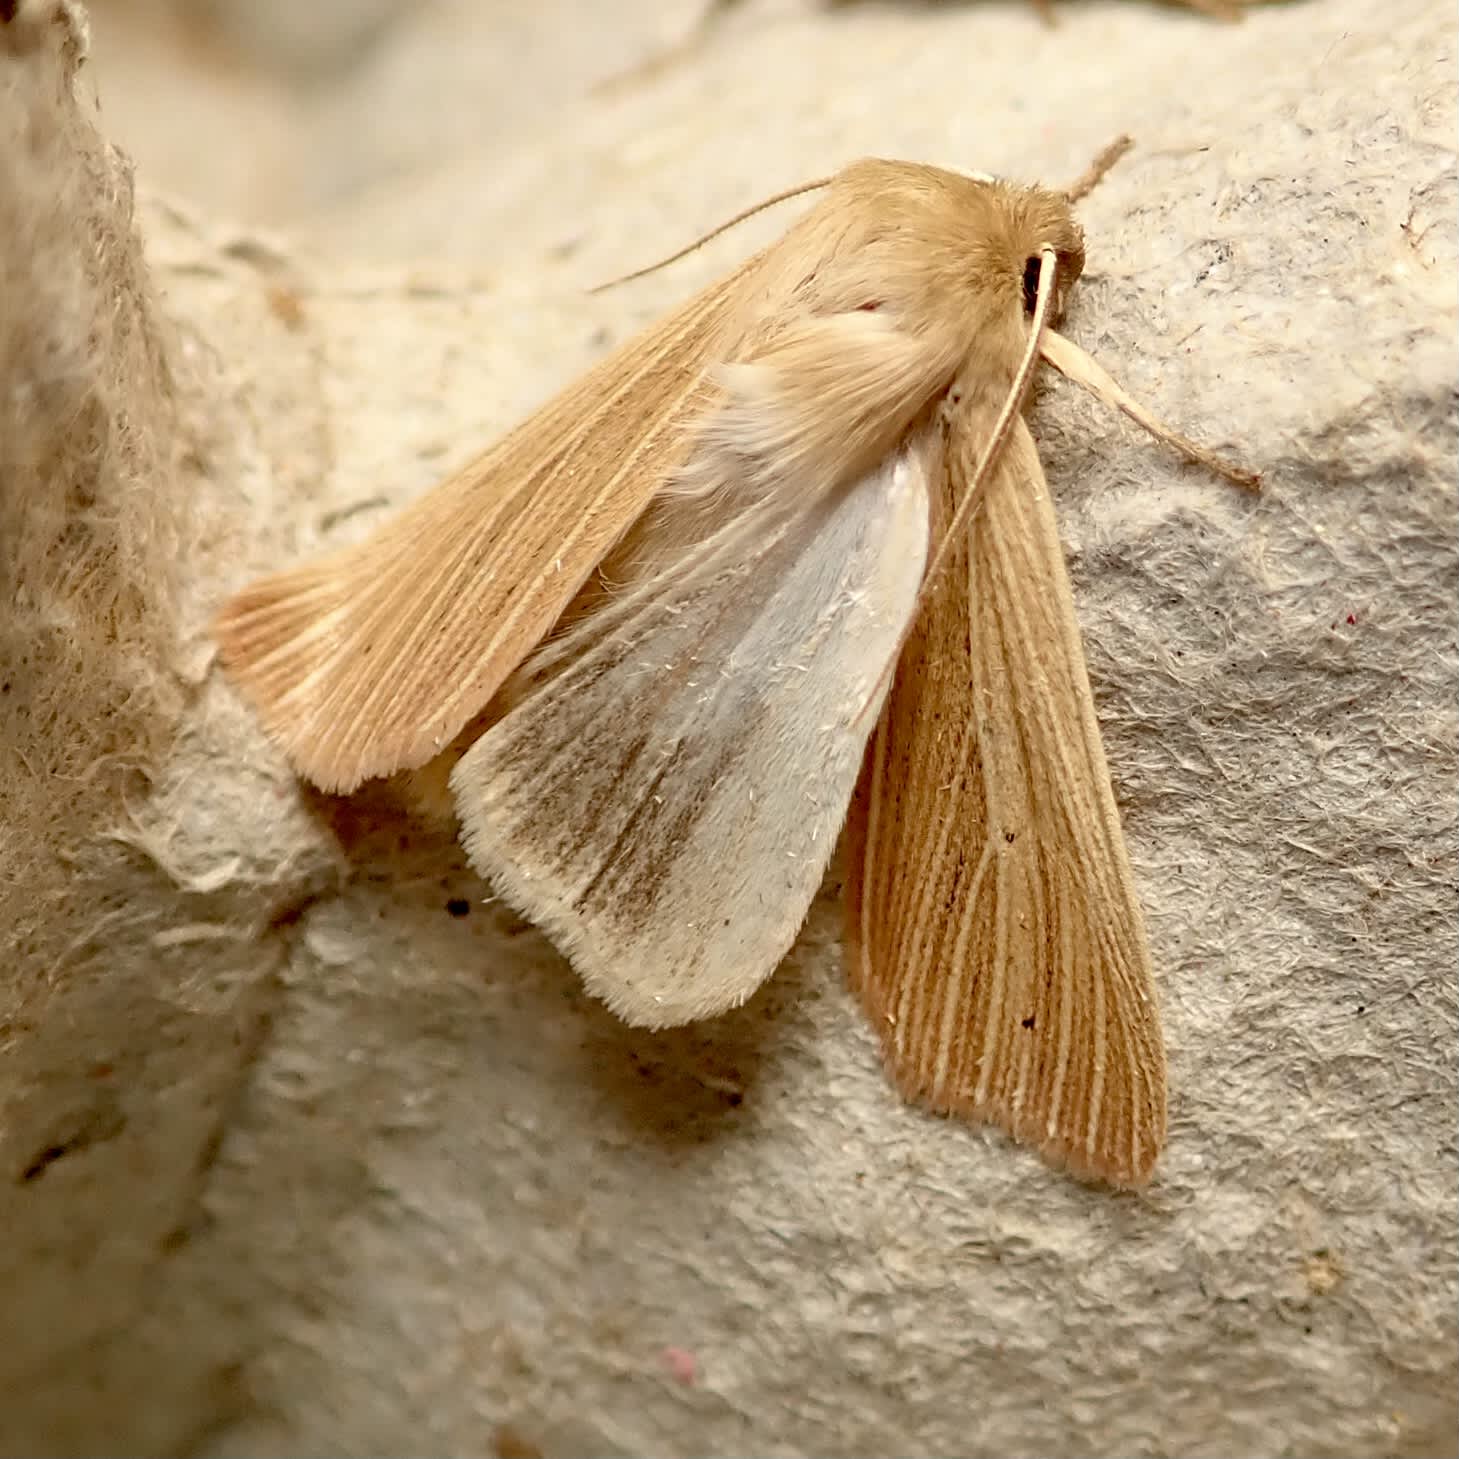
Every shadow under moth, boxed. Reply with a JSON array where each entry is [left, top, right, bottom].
[[215, 147, 1257, 1187]]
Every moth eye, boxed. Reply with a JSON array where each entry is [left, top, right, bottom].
[[1021, 256, 1043, 315]]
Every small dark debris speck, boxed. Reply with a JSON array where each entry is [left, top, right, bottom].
[[446, 898, 471, 918], [21, 1144, 70, 1182], [492, 1423, 544, 1459]]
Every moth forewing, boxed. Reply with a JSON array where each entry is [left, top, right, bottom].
[[847, 403, 1167, 1188], [212, 251, 766, 794], [451, 443, 932, 1027]]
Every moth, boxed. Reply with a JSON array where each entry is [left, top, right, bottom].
[[215, 151, 1256, 1186]]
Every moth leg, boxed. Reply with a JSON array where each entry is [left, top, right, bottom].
[[1040, 329, 1260, 489]]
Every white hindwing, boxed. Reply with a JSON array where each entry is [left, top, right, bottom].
[[452, 449, 931, 1026]]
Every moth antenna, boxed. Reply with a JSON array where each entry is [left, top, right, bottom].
[[1040, 329, 1261, 489], [1063, 135, 1135, 203], [856, 245, 1062, 725], [591, 175, 835, 292]]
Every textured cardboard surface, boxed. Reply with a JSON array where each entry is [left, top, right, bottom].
[[2, 1, 1455, 1454]]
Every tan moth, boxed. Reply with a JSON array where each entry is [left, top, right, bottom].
[[216, 149, 1256, 1186]]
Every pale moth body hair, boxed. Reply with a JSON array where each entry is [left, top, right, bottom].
[[216, 154, 1256, 1187]]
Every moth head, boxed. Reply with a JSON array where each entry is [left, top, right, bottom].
[[795, 160, 1090, 361], [999, 184, 1086, 324], [938, 167, 1087, 323]]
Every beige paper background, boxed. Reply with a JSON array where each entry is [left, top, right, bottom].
[[1, 1, 1454, 1454]]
